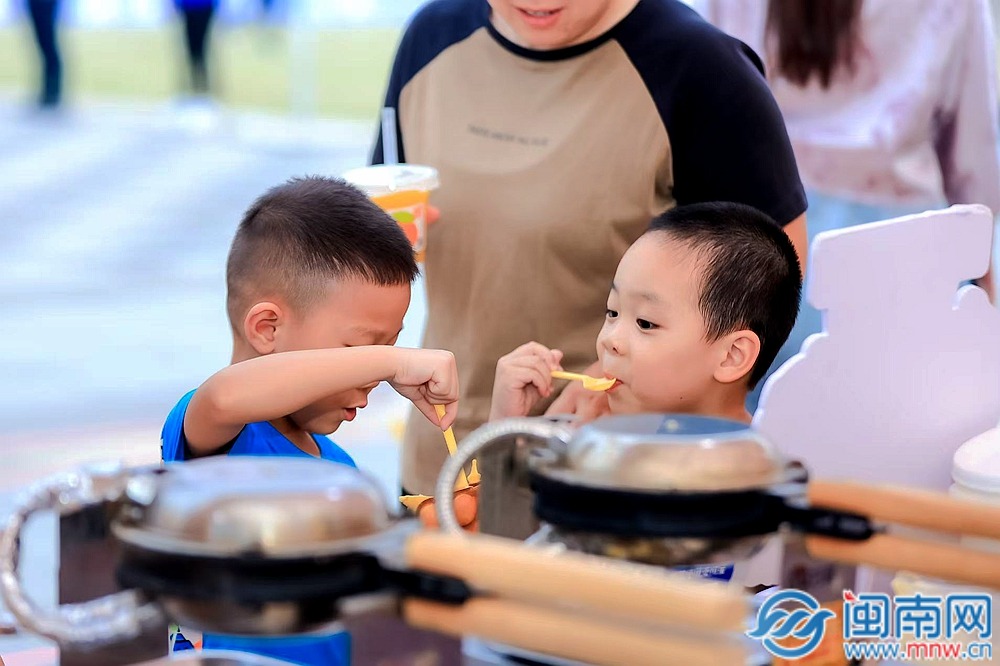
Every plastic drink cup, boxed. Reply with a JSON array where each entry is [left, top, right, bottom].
[[343, 164, 440, 262]]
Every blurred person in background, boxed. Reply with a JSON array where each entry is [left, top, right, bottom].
[[26, 0, 62, 108], [701, 0, 1000, 410], [175, 0, 219, 98]]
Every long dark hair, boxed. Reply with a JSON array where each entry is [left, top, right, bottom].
[[766, 0, 863, 89]]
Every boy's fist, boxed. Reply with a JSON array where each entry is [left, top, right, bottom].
[[389, 348, 459, 430]]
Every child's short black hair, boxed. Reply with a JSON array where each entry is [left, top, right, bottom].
[[226, 176, 418, 328], [647, 202, 802, 389]]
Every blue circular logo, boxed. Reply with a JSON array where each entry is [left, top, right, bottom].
[[746, 589, 837, 659]]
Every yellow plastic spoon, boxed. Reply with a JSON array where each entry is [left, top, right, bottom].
[[551, 370, 617, 392], [435, 403, 469, 489], [397, 404, 472, 512]]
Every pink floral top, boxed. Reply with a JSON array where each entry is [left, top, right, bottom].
[[698, 0, 1000, 213]]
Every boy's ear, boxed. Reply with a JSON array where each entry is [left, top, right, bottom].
[[714, 329, 761, 385], [243, 302, 284, 355]]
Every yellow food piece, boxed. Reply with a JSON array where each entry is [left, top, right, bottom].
[[399, 494, 433, 513]]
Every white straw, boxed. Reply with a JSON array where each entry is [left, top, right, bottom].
[[381, 107, 399, 165]]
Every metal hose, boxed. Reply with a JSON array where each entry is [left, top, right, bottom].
[[434, 417, 573, 534]]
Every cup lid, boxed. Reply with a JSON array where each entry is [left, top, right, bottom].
[[342, 164, 439, 196], [952, 427, 1000, 493]]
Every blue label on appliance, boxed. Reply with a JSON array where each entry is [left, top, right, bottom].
[[673, 563, 735, 581]]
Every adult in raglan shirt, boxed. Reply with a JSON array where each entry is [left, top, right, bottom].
[[372, 0, 809, 495]]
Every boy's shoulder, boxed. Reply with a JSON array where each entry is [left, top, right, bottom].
[[162, 390, 197, 462]]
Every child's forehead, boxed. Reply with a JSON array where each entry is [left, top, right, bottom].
[[616, 235, 704, 300], [317, 273, 411, 297], [311, 278, 410, 320]]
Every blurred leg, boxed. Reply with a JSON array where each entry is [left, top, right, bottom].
[[26, 0, 61, 107], [181, 6, 216, 95]]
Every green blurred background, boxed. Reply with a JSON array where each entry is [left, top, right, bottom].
[[0, 23, 400, 119]]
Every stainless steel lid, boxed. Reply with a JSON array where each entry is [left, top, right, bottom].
[[531, 414, 792, 493], [113, 457, 395, 558]]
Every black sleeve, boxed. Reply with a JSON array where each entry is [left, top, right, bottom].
[[615, 5, 807, 226], [370, 30, 411, 165], [666, 35, 807, 225], [369, 0, 485, 166]]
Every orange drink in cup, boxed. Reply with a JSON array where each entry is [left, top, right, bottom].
[[343, 164, 439, 262]]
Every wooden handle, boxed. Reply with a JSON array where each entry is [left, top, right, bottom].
[[403, 597, 747, 666], [809, 480, 1000, 540], [405, 531, 749, 632], [806, 533, 1000, 588]]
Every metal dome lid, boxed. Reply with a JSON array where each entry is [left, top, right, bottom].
[[112, 457, 396, 559], [531, 413, 793, 493]]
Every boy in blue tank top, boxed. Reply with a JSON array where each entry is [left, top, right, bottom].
[[161, 176, 459, 665]]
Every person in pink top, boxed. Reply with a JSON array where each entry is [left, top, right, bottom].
[[699, 0, 1000, 409]]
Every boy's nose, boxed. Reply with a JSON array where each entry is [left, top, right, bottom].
[[598, 327, 625, 356]]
